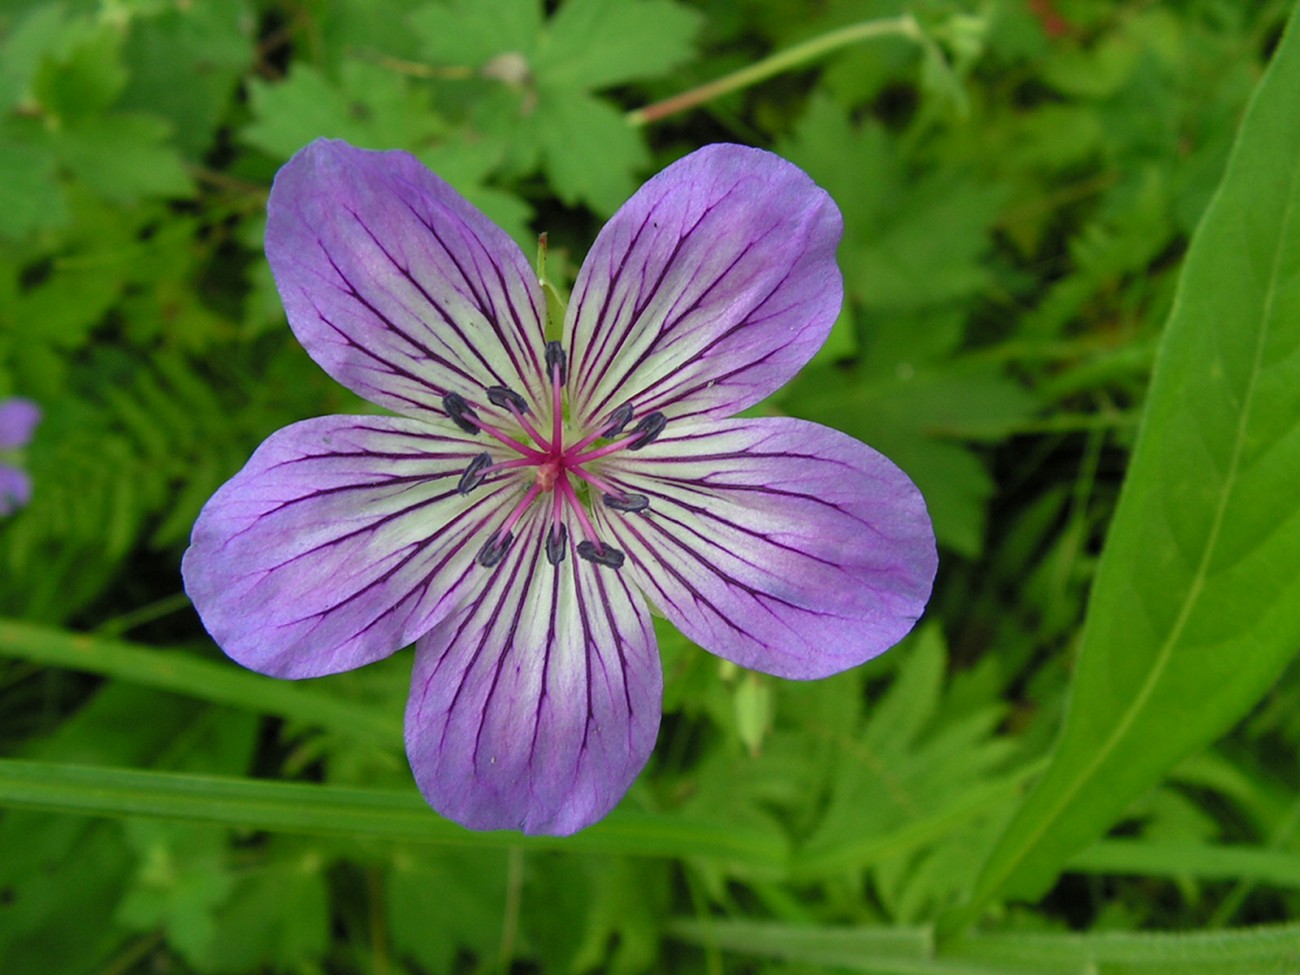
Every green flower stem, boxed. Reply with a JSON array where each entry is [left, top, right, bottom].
[[627, 14, 923, 127]]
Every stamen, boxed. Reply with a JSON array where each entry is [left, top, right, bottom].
[[457, 452, 493, 494], [557, 477, 603, 543], [627, 411, 667, 450], [577, 540, 625, 569], [442, 392, 480, 434], [603, 492, 649, 513], [485, 385, 529, 414], [477, 529, 514, 567], [604, 402, 633, 436], [568, 465, 620, 497], [546, 523, 567, 565], [545, 341, 567, 385]]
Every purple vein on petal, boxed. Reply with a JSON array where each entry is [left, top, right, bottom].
[[569, 189, 741, 411], [401, 201, 546, 392], [344, 208, 513, 387], [580, 231, 788, 421]]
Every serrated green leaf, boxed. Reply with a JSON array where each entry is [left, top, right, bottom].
[[0, 137, 66, 240], [950, 3, 1300, 925], [387, 847, 508, 973], [243, 61, 445, 160], [52, 114, 193, 203], [779, 97, 1006, 315], [411, 0, 542, 66], [32, 18, 127, 120], [119, 0, 255, 157], [536, 0, 700, 90], [535, 86, 647, 214], [0, 4, 71, 113], [116, 820, 236, 965], [205, 840, 330, 972]]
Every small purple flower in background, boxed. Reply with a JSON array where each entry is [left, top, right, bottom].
[[183, 139, 937, 835], [0, 398, 41, 516]]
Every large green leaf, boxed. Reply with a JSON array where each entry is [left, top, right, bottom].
[[949, 3, 1300, 924], [0, 760, 787, 872], [0, 619, 400, 746], [668, 918, 1300, 975]]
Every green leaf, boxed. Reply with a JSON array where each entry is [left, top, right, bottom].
[[410, 0, 673, 213], [535, 0, 701, 90], [0, 619, 402, 747], [779, 97, 1006, 316], [535, 87, 647, 214], [668, 917, 1300, 975], [119, 0, 255, 158], [0, 136, 65, 240], [0, 3, 71, 113], [0, 685, 219, 975], [0, 760, 789, 871], [1068, 840, 1300, 889], [411, 0, 543, 67], [31, 17, 127, 120], [949, 3, 1300, 925], [387, 847, 508, 973], [205, 840, 330, 973], [115, 820, 236, 966], [243, 61, 445, 160], [52, 114, 194, 203]]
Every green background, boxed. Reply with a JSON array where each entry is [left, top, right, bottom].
[[2, 1, 1299, 972]]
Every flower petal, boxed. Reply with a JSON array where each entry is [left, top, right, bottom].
[[0, 465, 32, 516], [267, 139, 548, 419], [182, 415, 521, 678], [0, 398, 41, 449], [405, 507, 661, 835], [599, 417, 936, 679], [563, 144, 842, 427]]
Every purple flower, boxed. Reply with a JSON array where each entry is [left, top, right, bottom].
[[0, 398, 41, 516], [183, 139, 936, 835]]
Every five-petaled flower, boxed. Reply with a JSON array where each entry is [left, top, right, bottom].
[[0, 398, 41, 517], [183, 139, 937, 835]]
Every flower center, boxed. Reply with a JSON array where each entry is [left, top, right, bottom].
[[442, 342, 663, 570]]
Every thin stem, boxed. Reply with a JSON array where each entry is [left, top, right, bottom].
[[627, 14, 922, 126], [499, 483, 543, 537], [508, 403, 550, 452], [567, 465, 620, 497], [551, 363, 564, 450], [558, 477, 601, 544], [472, 417, 549, 463], [575, 432, 642, 463]]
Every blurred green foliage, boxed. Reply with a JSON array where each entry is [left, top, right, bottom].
[[2, 0, 1299, 973]]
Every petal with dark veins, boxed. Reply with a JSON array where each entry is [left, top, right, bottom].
[[600, 416, 937, 679]]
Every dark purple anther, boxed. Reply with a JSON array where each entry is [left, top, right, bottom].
[[442, 392, 481, 434], [476, 529, 514, 567], [457, 452, 493, 495], [603, 493, 649, 513], [577, 540, 625, 569], [546, 523, 567, 566], [604, 402, 633, 437], [626, 412, 666, 451], [486, 385, 530, 414], [545, 341, 567, 385]]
